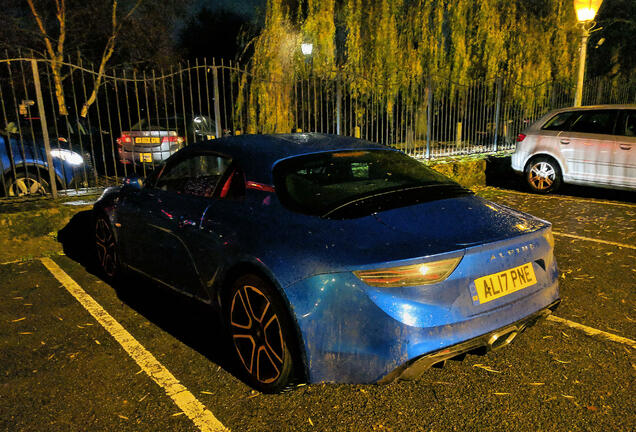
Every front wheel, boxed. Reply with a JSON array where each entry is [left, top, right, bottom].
[[524, 156, 562, 194], [224, 274, 298, 393], [8, 172, 50, 197]]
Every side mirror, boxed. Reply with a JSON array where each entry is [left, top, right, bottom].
[[122, 176, 144, 191]]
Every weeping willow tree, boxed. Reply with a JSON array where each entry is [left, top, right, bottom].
[[241, 0, 580, 134], [236, 0, 300, 133]]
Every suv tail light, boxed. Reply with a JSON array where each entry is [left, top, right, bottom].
[[516, 133, 526, 142], [119, 134, 132, 144]]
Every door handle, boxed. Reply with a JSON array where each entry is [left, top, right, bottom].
[[619, 144, 632, 150], [560, 140, 570, 145]]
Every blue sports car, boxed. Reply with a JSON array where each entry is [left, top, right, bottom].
[[93, 133, 560, 392]]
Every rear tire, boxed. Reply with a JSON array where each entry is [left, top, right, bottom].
[[95, 213, 121, 282], [524, 156, 562, 194], [224, 274, 298, 393]]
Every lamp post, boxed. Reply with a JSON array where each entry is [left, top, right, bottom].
[[573, 0, 603, 106]]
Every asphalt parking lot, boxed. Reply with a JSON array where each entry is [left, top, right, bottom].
[[1, 185, 635, 432]]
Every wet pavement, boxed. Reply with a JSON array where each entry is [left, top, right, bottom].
[[1, 184, 635, 432]]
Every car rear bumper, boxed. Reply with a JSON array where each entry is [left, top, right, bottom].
[[119, 147, 177, 164], [378, 299, 560, 383]]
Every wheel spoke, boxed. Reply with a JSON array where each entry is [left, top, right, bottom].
[[256, 344, 281, 383], [29, 180, 41, 194], [16, 179, 28, 195], [230, 290, 252, 330], [264, 314, 284, 363], [233, 334, 256, 374]]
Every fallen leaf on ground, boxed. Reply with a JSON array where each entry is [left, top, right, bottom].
[[171, 412, 185, 417], [117, 415, 129, 420], [473, 364, 501, 373], [11, 317, 26, 322]]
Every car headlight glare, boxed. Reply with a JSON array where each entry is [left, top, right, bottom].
[[354, 257, 462, 287], [50, 149, 84, 166]]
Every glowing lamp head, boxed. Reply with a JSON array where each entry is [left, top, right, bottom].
[[573, 0, 603, 22], [301, 43, 313, 56]]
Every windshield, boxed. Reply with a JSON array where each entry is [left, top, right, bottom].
[[273, 150, 470, 218]]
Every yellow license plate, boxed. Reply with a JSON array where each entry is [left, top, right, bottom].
[[135, 137, 161, 144], [140, 153, 152, 163], [473, 263, 537, 304]]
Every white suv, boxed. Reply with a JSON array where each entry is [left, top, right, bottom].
[[511, 105, 635, 193]]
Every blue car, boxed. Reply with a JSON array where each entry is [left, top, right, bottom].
[[1, 130, 93, 197], [93, 133, 560, 392]]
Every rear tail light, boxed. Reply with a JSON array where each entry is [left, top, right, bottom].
[[162, 136, 184, 144], [120, 134, 132, 143], [516, 133, 526, 142], [354, 257, 462, 287]]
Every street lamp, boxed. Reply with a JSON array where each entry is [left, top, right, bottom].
[[301, 43, 313, 56], [573, 0, 603, 106]]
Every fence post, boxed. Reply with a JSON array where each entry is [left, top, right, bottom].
[[31, 60, 57, 198], [493, 77, 503, 152], [336, 77, 341, 135], [212, 61, 222, 138], [426, 78, 432, 160]]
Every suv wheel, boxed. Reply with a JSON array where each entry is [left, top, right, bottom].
[[525, 156, 562, 194]]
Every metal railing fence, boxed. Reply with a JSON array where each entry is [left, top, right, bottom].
[[0, 53, 634, 201]]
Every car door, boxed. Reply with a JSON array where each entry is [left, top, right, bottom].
[[613, 109, 636, 188], [563, 109, 617, 185], [123, 152, 232, 298]]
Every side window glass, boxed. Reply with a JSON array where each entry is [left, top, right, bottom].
[[154, 154, 231, 197], [568, 110, 616, 135], [617, 110, 636, 137], [542, 112, 575, 131]]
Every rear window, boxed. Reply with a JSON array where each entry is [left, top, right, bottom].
[[616, 110, 636, 137], [273, 150, 470, 218], [542, 112, 576, 131], [567, 110, 616, 135]]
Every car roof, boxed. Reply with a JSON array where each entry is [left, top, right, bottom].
[[183, 133, 394, 184], [549, 104, 635, 114]]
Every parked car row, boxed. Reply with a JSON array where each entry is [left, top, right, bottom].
[[1, 114, 216, 196]]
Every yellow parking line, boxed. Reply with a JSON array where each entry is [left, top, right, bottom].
[[552, 232, 636, 250], [40, 258, 229, 432], [481, 187, 636, 208], [547, 315, 636, 350]]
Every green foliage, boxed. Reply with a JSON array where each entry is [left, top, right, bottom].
[[243, 0, 581, 133]]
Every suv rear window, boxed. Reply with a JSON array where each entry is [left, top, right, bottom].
[[273, 150, 471, 219]]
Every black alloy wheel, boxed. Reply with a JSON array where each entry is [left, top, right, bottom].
[[95, 214, 120, 281], [525, 156, 562, 194], [225, 274, 297, 393]]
